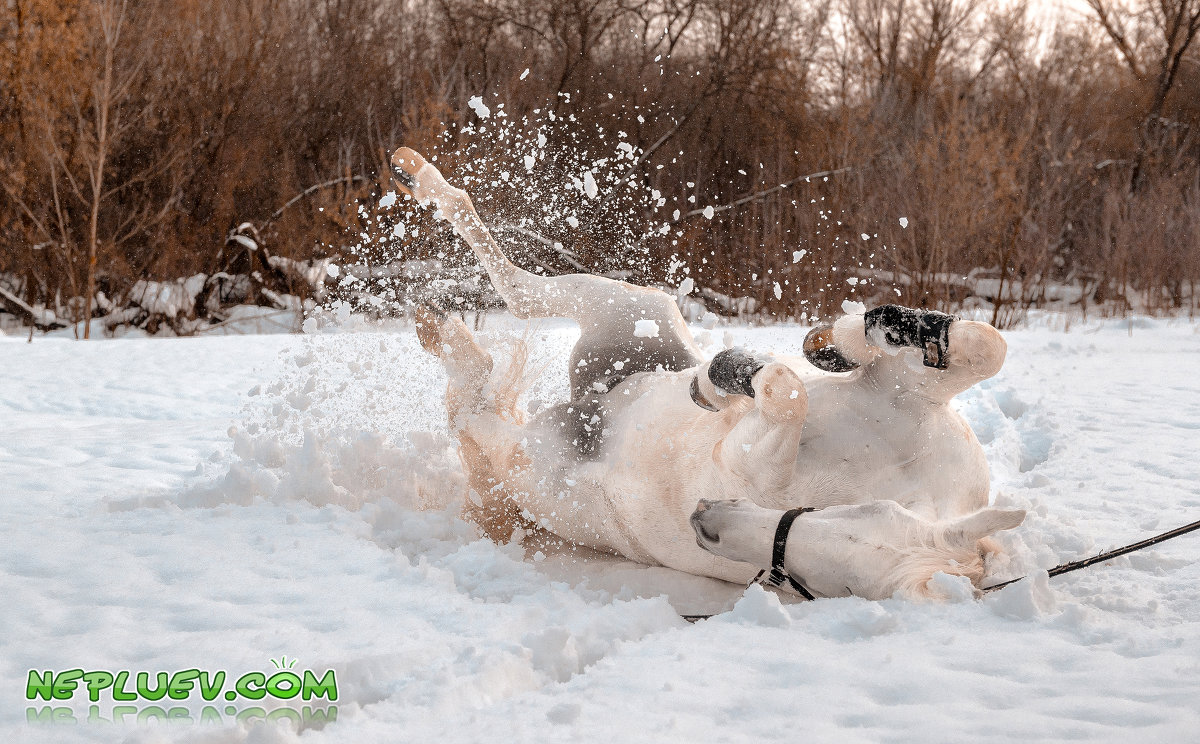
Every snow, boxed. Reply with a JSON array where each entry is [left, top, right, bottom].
[[633, 319, 660, 338], [467, 95, 491, 119], [129, 274, 207, 318], [3, 316, 1200, 742]]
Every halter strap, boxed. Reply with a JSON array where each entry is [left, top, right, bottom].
[[750, 507, 817, 600]]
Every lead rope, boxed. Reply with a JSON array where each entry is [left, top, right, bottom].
[[681, 515, 1200, 623], [980, 516, 1200, 593]]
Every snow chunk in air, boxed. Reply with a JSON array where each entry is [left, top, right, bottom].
[[633, 319, 660, 338], [468, 95, 491, 119], [842, 299, 866, 315]]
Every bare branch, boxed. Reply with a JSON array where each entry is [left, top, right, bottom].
[[670, 166, 855, 225]]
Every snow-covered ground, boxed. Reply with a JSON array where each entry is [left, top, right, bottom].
[[2, 315, 1199, 743]]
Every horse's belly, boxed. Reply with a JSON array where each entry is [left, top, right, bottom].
[[794, 387, 989, 516]]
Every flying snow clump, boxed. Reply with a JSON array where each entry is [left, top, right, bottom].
[[633, 319, 660, 338], [899, 217, 909, 228], [702, 205, 715, 220], [583, 171, 599, 199], [468, 95, 491, 119]]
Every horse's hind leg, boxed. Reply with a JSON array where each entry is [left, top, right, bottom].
[[392, 148, 702, 399], [414, 306, 532, 541]]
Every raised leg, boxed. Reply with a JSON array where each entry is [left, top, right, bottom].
[[688, 349, 810, 497], [391, 148, 702, 400], [804, 305, 1006, 401]]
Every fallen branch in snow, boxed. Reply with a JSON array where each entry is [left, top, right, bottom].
[[0, 285, 66, 330]]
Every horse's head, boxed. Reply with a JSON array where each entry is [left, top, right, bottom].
[[690, 498, 1025, 600]]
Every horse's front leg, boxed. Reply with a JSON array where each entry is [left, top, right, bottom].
[[692, 350, 809, 496], [806, 305, 1006, 401]]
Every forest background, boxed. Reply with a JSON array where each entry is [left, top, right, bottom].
[[2, 0, 1199, 336]]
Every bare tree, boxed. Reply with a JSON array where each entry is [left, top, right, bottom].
[[1087, 0, 1200, 191]]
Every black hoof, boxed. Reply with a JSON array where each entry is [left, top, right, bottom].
[[390, 163, 417, 190], [689, 376, 720, 411], [803, 324, 859, 373], [708, 348, 766, 398]]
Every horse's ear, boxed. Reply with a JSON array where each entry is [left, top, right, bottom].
[[943, 508, 1026, 546]]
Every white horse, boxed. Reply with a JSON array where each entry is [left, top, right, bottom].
[[390, 147, 1024, 600]]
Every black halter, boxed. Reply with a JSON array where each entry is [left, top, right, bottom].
[[750, 507, 817, 600]]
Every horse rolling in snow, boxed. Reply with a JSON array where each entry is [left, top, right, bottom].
[[389, 146, 1024, 600]]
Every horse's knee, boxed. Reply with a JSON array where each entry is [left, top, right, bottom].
[[947, 320, 1006, 381], [751, 363, 808, 424]]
